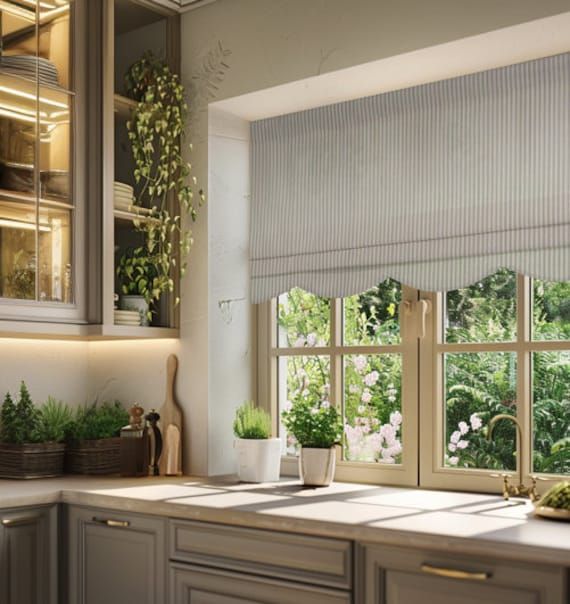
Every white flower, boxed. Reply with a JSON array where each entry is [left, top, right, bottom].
[[390, 411, 402, 427], [364, 371, 380, 387], [361, 389, 372, 403], [450, 430, 461, 444], [348, 384, 360, 394], [283, 400, 292, 412], [294, 336, 306, 347], [321, 400, 330, 409], [357, 405, 366, 414], [470, 413, 482, 431], [310, 407, 319, 415], [362, 424, 370, 433], [458, 421, 469, 435], [301, 389, 310, 398], [354, 355, 367, 373], [448, 456, 459, 466], [457, 440, 469, 450], [448, 443, 457, 452], [296, 368, 307, 379], [387, 395, 396, 403], [306, 332, 317, 347]]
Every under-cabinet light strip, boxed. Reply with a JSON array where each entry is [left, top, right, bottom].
[[0, 218, 50, 232], [0, 86, 69, 110]]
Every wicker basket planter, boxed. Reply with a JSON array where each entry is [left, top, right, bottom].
[[65, 437, 121, 475], [0, 442, 66, 479]]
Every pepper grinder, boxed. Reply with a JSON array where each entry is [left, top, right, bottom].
[[120, 403, 149, 477], [145, 409, 162, 476]]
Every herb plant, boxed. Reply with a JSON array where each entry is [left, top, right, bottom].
[[0, 382, 39, 444], [36, 398, 72, 443], [66, 401, 129, 443], [282, 398, 342, 449], [124, 52, 204, 309], [233, 401, 271, 439]]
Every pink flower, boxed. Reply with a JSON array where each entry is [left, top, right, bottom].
[[321, 400, 330, 409], [458, 421, 469, 435], [448, 443, 457, 452], [358, 405, 366, 414], [349, 384, 360, 394], [363, 371, 379, 387], [457, 440, 469, 450], [294, 336, 306, 347], [470, 413, 482, 431], [450, 430, 461, 444], [306, 333, 317, 347], [390, 411, 402, 427], [361, 389, 372, 403], [448, 456, 459, 466], [354, 355, 367, 373]]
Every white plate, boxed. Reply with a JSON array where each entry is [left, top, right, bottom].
[[534, 506, 570, 521]]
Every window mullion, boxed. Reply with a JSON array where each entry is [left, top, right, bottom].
[[517, 274, 532, 481], [330, 298, 343, 460]]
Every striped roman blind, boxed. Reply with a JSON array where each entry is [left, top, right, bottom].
[[250, 52, 570, 303]]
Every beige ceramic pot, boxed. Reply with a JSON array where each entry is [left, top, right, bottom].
[[299, 446, 336, 486]]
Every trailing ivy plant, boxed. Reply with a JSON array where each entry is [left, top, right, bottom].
[[124, 53, 204, 310]]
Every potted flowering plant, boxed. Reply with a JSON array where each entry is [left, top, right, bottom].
[[233, 401, 281, 483], [282, 397, 342, 486]]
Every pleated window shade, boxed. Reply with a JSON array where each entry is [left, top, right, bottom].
[[250, 53, 570, 303]]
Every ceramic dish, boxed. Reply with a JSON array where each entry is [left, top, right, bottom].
[[534, 506, 570, 521]]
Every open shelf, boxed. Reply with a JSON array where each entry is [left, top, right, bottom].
[[114, 208, 159, 225], [114, 93, 136, 120]]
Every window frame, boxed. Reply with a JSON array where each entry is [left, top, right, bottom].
[[257, 274, 569, 492]]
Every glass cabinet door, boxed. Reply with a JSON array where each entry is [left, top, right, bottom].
[[0, 0, 73, 305]]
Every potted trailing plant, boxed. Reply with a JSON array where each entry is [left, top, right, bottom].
[[282, 397, 343, 487], [233, 401, 281, 483], [0, 384, 70, 479], [65, 401, 129, 475], [122, 52, 204, 316], [116, 246, 158, 325]]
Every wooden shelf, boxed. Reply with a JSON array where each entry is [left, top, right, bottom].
[[114, 208, 159, 225], [114, 94, 137, 120], [87, 324, 179, 340]]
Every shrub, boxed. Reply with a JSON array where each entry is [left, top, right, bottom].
[[282, 397, 342, 449], [66, 401, 129, 443]]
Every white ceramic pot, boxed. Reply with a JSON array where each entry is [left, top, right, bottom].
[[120, 295, 149, 326], [299, 446, 336, 487], [235, 438, 282, 483]]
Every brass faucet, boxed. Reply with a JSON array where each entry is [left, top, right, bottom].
[[487, 414, 540, 502]]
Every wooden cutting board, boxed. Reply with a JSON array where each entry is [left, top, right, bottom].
[[158, 354, 183, 476]]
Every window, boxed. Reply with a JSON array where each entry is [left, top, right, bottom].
[[257, 271, 570, 491]]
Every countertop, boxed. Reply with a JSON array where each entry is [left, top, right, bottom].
[[0, 476, 569, 567]]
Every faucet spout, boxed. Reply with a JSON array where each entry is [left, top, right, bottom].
[[487, 413, 523, 490]]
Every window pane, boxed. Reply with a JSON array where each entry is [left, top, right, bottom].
[[278, 355, 330, 455], [533, 280, 570, 341], [445, 269, 517, 343], [344, 354, 402, 464], [343, 279, 401, 346], [533, 352, 570, 474], [444, 352, 517, 470], [278, 288, 330, 348]]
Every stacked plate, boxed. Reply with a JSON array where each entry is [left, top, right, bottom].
[[114, 309, 141, 327], [0, 55, 60, 87], [114, 181, 134, 211]]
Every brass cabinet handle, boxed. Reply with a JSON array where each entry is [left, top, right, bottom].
[[421, 564, 491, 581], [1, 514, 41, 527], [92, 517, 130, 528]]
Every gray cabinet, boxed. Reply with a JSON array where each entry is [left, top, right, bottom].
[[170, 563, 352, 604], [0, 505, 58, 604], [358, 543, 567, 604], [66, 505, 167, 604]]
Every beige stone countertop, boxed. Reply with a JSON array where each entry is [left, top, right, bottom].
[[0, 475, 569, 566]]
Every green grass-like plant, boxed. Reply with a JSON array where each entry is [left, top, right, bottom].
[[233, 401, 271, 440], [66, 401, 129, 443], [36, 397, 73, 443]]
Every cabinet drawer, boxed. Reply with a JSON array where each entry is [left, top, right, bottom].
[[358, 543, 567, 604], [169, 519, 352, 589], [170, 562, 352, 604]]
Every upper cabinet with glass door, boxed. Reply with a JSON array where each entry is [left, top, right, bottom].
[[0, 0, 83, 325]]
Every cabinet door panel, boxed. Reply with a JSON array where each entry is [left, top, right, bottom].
[[0, 505, 58, 604], [170, 563, 351, 604], [385, 570, 538, 604], [67, 505, 166, 604]]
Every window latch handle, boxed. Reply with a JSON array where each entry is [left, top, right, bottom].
[[402, 299, 432, 339]]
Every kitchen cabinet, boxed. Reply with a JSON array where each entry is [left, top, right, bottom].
[[358, 543, 567, 604], [66, 505, 167, 604], [169, 563, 352, 604], [0, 504, 58, 604]]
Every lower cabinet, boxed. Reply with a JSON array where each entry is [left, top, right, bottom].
[[66, 505, 167, 604], [170, 563, 352, 604], [358, 543, 567, 604], [0, 504, 58, 604]]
